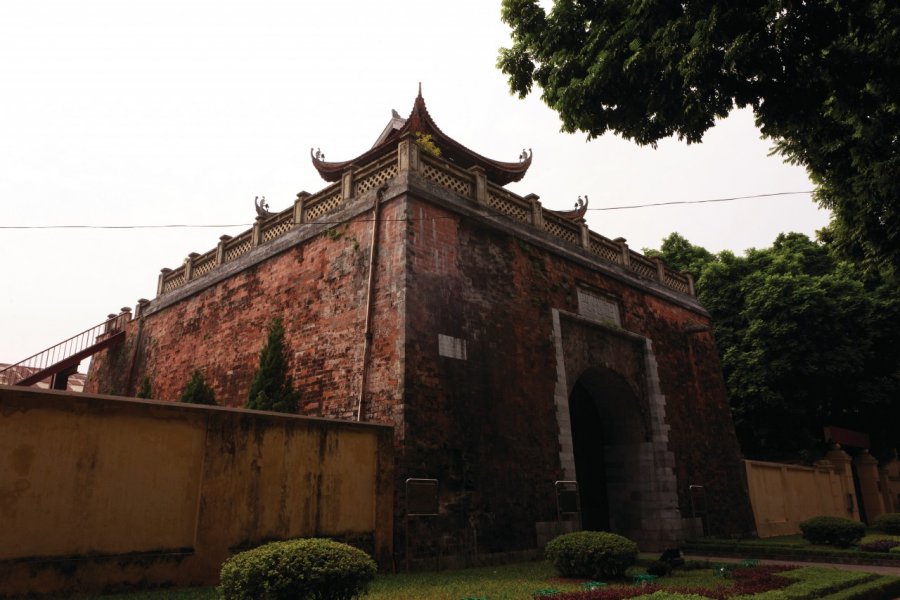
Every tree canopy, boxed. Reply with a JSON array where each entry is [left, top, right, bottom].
[[246, 317, 299, 413], [499, 1, 900, 274], [646, 232, 900, 461]]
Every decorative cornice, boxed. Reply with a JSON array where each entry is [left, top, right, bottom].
[[311, 90, 532, 186]]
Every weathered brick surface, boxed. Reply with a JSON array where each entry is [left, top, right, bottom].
[[401, 196, 754, 550], [88, 177, 753, 556], [88, 202, 406, 434]]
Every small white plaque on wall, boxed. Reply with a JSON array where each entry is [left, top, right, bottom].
[[438, 334, 467, 360], [577, 288, 621, 326]]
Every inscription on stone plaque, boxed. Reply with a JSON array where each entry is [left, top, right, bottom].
[[438, 334, 467, 360], [577, 289, 621, 326], [406, 478, 439, 516]]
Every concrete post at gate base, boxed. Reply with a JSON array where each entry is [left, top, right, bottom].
[[653, 257, 666, 284], [397, 135, 420, 174], [293, 191, 311, 226], [251, 217, 263, 248], [683, 272, 696, 296], [824, 444, 860, 520], [115, 307, 132, 332], [341, 168, 354, 201], [525, 193, 543, 228], [216, 235, 231, 266], [469, 166, 487, 204], [579, 221, 590, 250], [157, 268, 172, 297], [855, 449, 886, 522], [614, 237, 631, 268], [184, 252, 200, 281], [135, 299, 150, 319]]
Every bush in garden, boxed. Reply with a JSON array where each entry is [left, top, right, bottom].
[[891, 545, 900, 553], [859, 539, 900, 552], [799, 516, 865, 547], [218, 538, 376, 600], [246, 316, 299, 413], [179, 370, 216, 405], [545, 531, 638, 580], [870, 512, 900, 535]]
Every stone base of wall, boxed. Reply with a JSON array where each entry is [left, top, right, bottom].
[[402, 548, 543, 572]]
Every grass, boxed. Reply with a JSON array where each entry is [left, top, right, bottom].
[[685, 530, 900, 563], [81, 560, 900, 600]]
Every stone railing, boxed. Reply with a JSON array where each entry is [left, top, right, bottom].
[[156, 140, 693, 298], [156, 155, 399, 297]]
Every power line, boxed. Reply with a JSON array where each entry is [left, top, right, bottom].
[[588, 190, 814, 211], [0, 190, 815, 229]]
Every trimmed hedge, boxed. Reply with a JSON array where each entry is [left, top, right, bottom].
[[219, 538, 376, 600], [859, 539, 900, 552], [545, 531, 638, 580], [799, 516, 865, 547], [819, 575, 900, 600], [634, 593, 710, 600], [683, 538, 900, 564], [870, 512, 900, 535]]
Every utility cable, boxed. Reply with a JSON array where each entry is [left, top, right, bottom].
[[0, 190, 815, 229]]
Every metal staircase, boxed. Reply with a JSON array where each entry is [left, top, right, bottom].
[[0, 313, 129, 389]]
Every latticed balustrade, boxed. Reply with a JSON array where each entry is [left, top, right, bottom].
[[487, 191, 531, 223], [154, 143, 693, 298]]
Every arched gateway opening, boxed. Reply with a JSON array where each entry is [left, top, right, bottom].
[[569, 367, 647, 542]]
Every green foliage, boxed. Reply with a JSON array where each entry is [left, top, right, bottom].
[[643, 233, 714, 278], [749, 566, 877, 599], [544, 531, 638, 580], [415, 132, 442, 157], [179, 370, 216, 405], [819, 576, 900, 600], [799, 516, 865, 548], [246, 317, 299, 413], [136, 375, 153, 399], [649, 231, 900, 460], [218, 538, 376, 600], [870, 513, 900, 535], [891, 546, 900, 554], [634, 593, 711, 600], [498, 0, 900, 275]]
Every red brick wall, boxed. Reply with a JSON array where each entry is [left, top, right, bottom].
[[401, 197, 753, 549], [87, 201, 407, 434], [87, 186, 753, 554]]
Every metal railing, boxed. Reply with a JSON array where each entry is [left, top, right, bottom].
[[0, 314, 128, 387]]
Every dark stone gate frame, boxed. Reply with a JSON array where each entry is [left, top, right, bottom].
[[551, 308, 686, 550]]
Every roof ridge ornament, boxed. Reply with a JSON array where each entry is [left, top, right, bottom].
[[254, 196, 273, 219], [547, 195, 589, 221], [311, 91, 533, 186]]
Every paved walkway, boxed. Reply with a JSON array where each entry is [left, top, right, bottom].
[[685, 554, 900, 577]]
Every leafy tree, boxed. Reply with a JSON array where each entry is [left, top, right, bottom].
[[180, 370, 216, 405], [499, 1, 900, 274], [651, 232, 900, 461], [136, 375, 153, 399], [246, 317, 299, 413]]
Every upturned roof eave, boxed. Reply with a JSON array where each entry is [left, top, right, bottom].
[[311, 92, 532, 186]]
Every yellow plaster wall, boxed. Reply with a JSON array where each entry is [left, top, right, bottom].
[[0, 386, 393, 597], [745, 459, 858, 537]]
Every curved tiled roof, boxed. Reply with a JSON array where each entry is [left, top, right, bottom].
[[311, 90, 532, 186]]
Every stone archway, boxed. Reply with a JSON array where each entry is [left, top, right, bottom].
[[551, 308, 685, 550], [569, 368, 646, 540]]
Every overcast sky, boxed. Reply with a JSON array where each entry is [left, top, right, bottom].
[[0, 0, 830, 365]]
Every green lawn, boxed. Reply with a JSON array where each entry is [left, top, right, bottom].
[[81, 560, 900, 600]]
